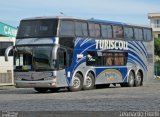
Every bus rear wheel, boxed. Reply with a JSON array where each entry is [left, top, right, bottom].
[[127, 71, 135, 87], [34, 88, 49, 93], [68, 73, 83, 92], [135, 71, 143, 87], [83, 73, 95, 90]]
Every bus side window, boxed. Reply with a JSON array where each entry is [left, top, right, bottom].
[[113, 25, 124, 39], [89, 23, 95, 37], [60, 20, 75, 36], [124, 26, 134, 40], [88, 23, 100, 38], [134, 28, 143, 40], [143, 28, 152, 41], [104, 53, 113, 66], [82, 22, 88, 37], [115, 53, 124, 66], [101, 24, 112, 39], [86, 52, 96, 66], [75, 22, 83, 37]]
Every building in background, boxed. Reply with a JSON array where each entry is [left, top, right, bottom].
[[148, 13, 160, 38], [0, 21, 17, 86]]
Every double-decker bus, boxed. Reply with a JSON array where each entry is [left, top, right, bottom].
[[5, 16, 154, 93]]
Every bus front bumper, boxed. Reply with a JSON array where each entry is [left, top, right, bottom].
[[15, 79, 56, 88]]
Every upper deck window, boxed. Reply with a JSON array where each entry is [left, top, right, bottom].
[[17, 19, 58, 39], [113, 25, 124, 38], [75, 22, 88, 37], [134, 28, 143, 40], [143, 28, 152, 41], [88, 23, 100, 38], [60, 20, 75, 36], [124, 26, 134, 39], [75, 22, 83, 36], [101, 24, 112, 38]]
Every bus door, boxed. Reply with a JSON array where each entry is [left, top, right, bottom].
[[56, 47, 73, 87]]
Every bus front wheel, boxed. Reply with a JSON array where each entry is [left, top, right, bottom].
[[68, 73, 83, 92]]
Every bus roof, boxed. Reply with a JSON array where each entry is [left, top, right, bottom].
[[21, 16, 151, 28]]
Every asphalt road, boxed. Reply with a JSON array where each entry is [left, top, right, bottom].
[[0, 81, 160, 113]]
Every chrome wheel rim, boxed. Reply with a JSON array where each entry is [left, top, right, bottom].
[[137, 72, 142, 83], [73, 77, 80, 89], [129, 73, 134, 85], [86, 76, 92, 87]]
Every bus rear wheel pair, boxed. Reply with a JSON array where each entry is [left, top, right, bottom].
[[121, 71, 143, 87], [68, 72, 95, 92]]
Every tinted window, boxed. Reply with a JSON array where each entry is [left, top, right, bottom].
[[124, 27, 134, 39], [60, 20, 75, 36], [17, 19, 58, 38], [86, 51, 128, 66], [143, 28, 152, 41], [95, 24, 100, 38], [82, 22, 88, 37], [113, 25, 124, 38], [0, 42, 13, 56], [101, 24, 112, 38], [88, 23, 100, 38], [134, 28, 143, 40], [75, 22, 83, 36], [89, 23, 95, 37], [86, 51, 97, 66]]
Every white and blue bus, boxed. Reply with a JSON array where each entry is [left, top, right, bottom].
[[5, 16, 154, 92]]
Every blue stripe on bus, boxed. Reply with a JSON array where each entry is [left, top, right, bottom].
[[128, 53, 147, 71], [129, 42, 144, 56], [127, 58, 137, 65], [128, 51, 147, 69], [139, 41, 148, 57], [134, 41, 148, 57]]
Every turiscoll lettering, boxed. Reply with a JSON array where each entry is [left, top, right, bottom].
[[95, 40, 128, 50]]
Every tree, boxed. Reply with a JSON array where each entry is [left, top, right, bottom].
[[154, 38, 160, 57]]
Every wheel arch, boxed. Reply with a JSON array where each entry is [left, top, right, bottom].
[[71, 70, 84, 86]]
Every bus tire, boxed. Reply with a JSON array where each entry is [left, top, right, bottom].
[[68, 73, 83, 92], [83, 72, 95, 90], [34, 88, 49, 93], [135, 71, 143, 87], [127, 71, 135, 87]]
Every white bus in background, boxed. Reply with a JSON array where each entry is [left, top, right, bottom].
[[0, 37, 15, 85]]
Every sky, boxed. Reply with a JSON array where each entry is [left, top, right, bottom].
[[0, 0, 160, 27]]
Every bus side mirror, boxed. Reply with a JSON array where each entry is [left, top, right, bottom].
[[5, 46, 13, 61]]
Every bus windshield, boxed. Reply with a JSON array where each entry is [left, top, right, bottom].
[[14, 45, 56, 71], [16, 19, 58, 39]]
